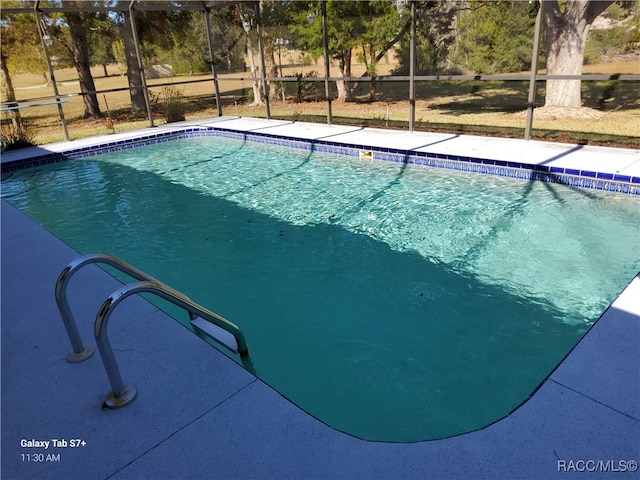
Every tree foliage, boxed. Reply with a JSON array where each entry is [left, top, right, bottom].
[[1, 13, 50, 81], [584, 4, 640, 64], [87, 15, 120, 76], [290, 0, 403, 101], [393, 0, 459, 76], [451, 1, 537, 74]]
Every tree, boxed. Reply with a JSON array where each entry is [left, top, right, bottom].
[[355, 0, 408, 101], [117, 4, 194, 113], [120, 9, 147, 113], [326, 1, 400, 101], [1, 52, 23, 132], [542, 0, 614, 108], [91, 33, 116, 78], [258, 0, 285, 101], [394, 1, 460, 76], [451, 1, 536, 74], [238, 4, 264, 108], [168, 12, 208, 76], [1, 11, 23, 131], [1, 13, 50, 84], [163, 9, 244, 77], [202, 5, 245, 73], [88, 17, 119, 78], [65, 12, 102, 118], [291, 0, 403, 102], [0, 9, 34, 144]]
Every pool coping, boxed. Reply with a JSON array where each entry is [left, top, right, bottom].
[[1, 117, 639, 479], [2, 116, 640, 195]]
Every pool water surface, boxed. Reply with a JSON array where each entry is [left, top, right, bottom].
[[2, 135, 639, 441]]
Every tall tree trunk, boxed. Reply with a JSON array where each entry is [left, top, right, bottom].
[[363, 44, 377, 102], [369, 76, 376, 102], [336, 49, 353, 102], [542, 0, 613, 108], [245, 32, 264, 107], [262, 34, 278, 101], [259, 0, 279, 102], [66, 13, 102, 118], [0, 52, 23, 131], [121, 10, 146, 113]]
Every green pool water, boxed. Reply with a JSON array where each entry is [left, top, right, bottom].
[[3, 135, 639, 441]]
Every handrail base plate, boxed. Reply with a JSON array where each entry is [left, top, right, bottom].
[[66, 346, 94, 363], [102, 386, 137, 409]]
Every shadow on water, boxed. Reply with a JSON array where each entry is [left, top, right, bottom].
[[3, 159, 587, 442], [459, 162, 611, 270], [328, 159, 410, 224], [221, 146, 316, 200], [157, 137, 251, 175], [152, 135, 319, 201]]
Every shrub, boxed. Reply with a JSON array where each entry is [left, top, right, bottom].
[[283, 71, 320, 102], [1, 120, 36, 151], [585, 26, 632, 64], [605, 3, 628, 21], [154, 86, 186, 123]]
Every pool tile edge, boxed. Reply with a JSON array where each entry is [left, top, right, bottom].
[[2, 119, 638, 196]]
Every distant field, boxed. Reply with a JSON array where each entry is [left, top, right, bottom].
[[3, 58, 639, 147]]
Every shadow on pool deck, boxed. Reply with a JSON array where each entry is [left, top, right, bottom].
[[1, 118, 639, 479]]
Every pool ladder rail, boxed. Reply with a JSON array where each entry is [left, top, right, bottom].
[[55, 253, 252, 409]]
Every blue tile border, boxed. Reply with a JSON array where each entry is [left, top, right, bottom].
[[1, 126, 638, 195]]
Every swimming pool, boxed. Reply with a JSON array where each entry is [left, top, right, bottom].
[[2, 133, 639, 442]]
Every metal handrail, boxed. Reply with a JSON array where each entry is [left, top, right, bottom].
[[55, 253, 161, 362], [0, 100, 70, 112], [55, 253, 250, 364], [95, 280, 251, 408]]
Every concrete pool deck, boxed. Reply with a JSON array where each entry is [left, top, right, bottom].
[[1, 117, 639, 479], [3, 116, 640, 182]]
